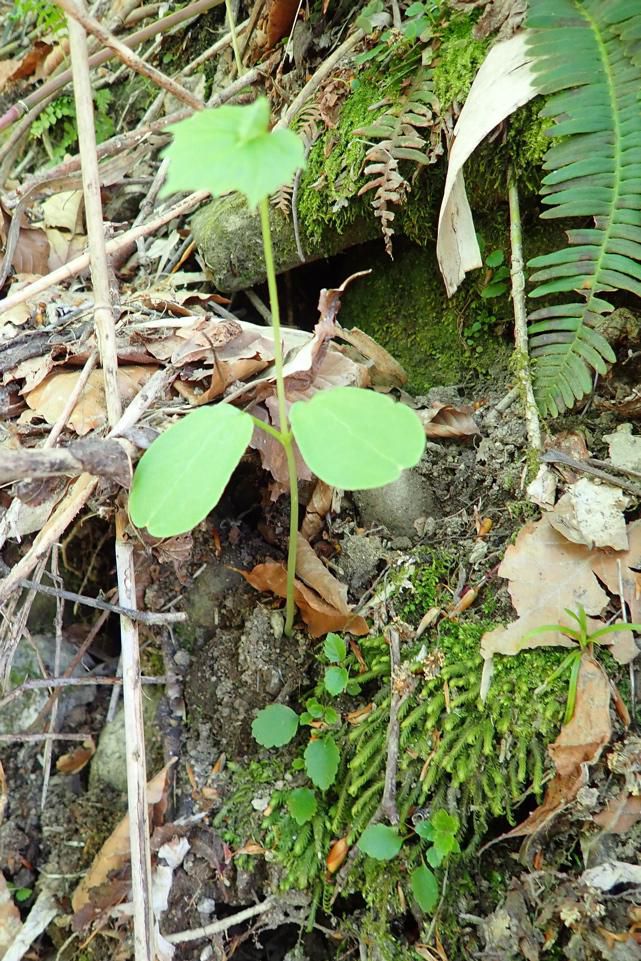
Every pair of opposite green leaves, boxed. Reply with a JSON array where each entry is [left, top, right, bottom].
[[127, 98, 425, 537], [129, 387, 426, 537]]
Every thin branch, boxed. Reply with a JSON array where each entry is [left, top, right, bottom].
[[54, 0, 204, 110], [0, 675, 166, 713], [379, 628, 416, 824], [166, 898, 276, 944]]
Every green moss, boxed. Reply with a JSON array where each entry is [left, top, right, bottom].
[[432, 16, 489, 106], [214, 554, 567, 952], [337, 239, 512, 393]]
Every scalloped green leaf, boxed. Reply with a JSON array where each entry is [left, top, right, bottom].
[[129, 405, 253, 537], [290, 388, 425, 490], [304, 736, 339, 790], [357, 824, 403, 861], [162, 97, 305, 209], [324, 633, 346, 663], [252, 704, 299, 748], [287, 788, 317, 826], [324, 666, 349, 696]]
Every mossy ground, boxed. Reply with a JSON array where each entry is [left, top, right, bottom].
[[214, 554, 569, 958]]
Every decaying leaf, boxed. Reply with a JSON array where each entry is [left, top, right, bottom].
[[240, 561, 368, 637], [296, 533, 349, 612], [501, 656, 611, 840], [548, 478, 630, 551], [56, 737, 96, 775], [604, 424, 641, 474], [266, 0, 300, 47], [481, 514, 641, 664], [71, 763, 174, 912], [23, 365, 155, 435], [594, 791, 641, 834], [437, 32, 536, 296], [301, 479, 334, 540], [419, 402, 480, 439], [0, 872, 22, 957]]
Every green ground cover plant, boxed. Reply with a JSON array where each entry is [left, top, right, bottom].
[[128, 98, 426, 635]]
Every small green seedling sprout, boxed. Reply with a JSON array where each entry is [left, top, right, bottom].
[[128, 98, 426, 635], [526, 606, 641, 724]]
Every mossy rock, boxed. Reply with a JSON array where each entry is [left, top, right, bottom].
[[191, 192, 379, 292]]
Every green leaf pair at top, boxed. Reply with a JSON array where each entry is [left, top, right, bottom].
[[128, 97, 426, 635], [357, 810, 460, 914]]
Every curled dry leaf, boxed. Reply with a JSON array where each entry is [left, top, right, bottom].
[[71, 762, 174, 913], [336, 324, 407, 389], [326, 837, 349, 874], [549, 478, 630, 551], [23, 365, 156, 435], [266, 0, 301, 47], [418, 402, 480, 439], [301, 479, 334, 540], [296, 533, 349, 613], [56, 737, 95, 775], [499, 655, 611, 841], [240, 561, 368, 638]]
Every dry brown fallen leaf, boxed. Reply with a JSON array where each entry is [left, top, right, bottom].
[[594, 792, 641, 834], [0, 872, 22, 957], [23, 365, 156, 435], [296, 533, 350, 612], [419, 402, 480, 439], [240, 561, 368, 638], [266, 0, 301, 47], [71, 762, 174, 913], [481, 514, 641, 664], [56, 737, 95, 775], [548, 478, 630, 551], [498, 655, 611, 841]]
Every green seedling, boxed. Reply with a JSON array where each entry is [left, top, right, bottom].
[[527, 606, 641, 724], [128, 98, 425, 635]]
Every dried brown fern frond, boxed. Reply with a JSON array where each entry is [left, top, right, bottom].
[[355, 69, 440, 255], [270, 100, 324, 217]]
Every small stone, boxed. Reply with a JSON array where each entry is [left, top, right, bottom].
[[353, 470, 436, 539]]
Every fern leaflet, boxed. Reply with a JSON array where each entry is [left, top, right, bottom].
[[355, 69, 439, 256], [525, 0, 641, 416]]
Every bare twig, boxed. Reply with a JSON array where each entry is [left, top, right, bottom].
[[379, 628, 416, 824], [540, 450, 641, 497], [115, 509, 155, 961], [166, 898, 276, 944], [0, 0, 226, 132], [54, 0, 204, 110], [41, 546, 63, 809], [275, 29, 364, 130], [0, 675, 166, 713], [0, 437, 135, 485], [0, 732, 92, 742], [0, 191, 208, 317]]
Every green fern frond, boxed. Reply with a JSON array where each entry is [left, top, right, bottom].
[[525, 0, 641, 416]]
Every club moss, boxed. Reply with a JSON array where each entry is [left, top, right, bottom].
[[213, 553, 568, 956]]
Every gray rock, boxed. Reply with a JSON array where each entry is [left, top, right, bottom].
[[90, 687, 163, 793], [337, 533, 386, 592], [0, 634, 95, 735], [353, 470, 436, 539]]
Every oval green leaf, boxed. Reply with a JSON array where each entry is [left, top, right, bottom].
[[304, 736, 339, 790], [252, 704, 299, 748], [287, 787, 317, 826], [324, 666, 349, 696], [410, 864, 439, 912], [357, 824, 403, 861], [129, 404, 253, 538], [162, 98, 306, 209], [290, 388, 425, 490]]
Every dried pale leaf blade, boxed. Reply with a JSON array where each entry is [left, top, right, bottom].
[[240, 561, 368, 637], [163, 98, 305, 209], [437, 32, 537, 295], [0, 871, 22, 955], [290, 387, 425, 489], [481, 514, 608, 658], [604, 423, 641, 472], [71, 764, 173, 912], [129, 405, 253, 537], [548, 478, 630, 551]]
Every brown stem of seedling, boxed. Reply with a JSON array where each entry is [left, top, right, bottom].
[[257, 197, 298, 636]]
